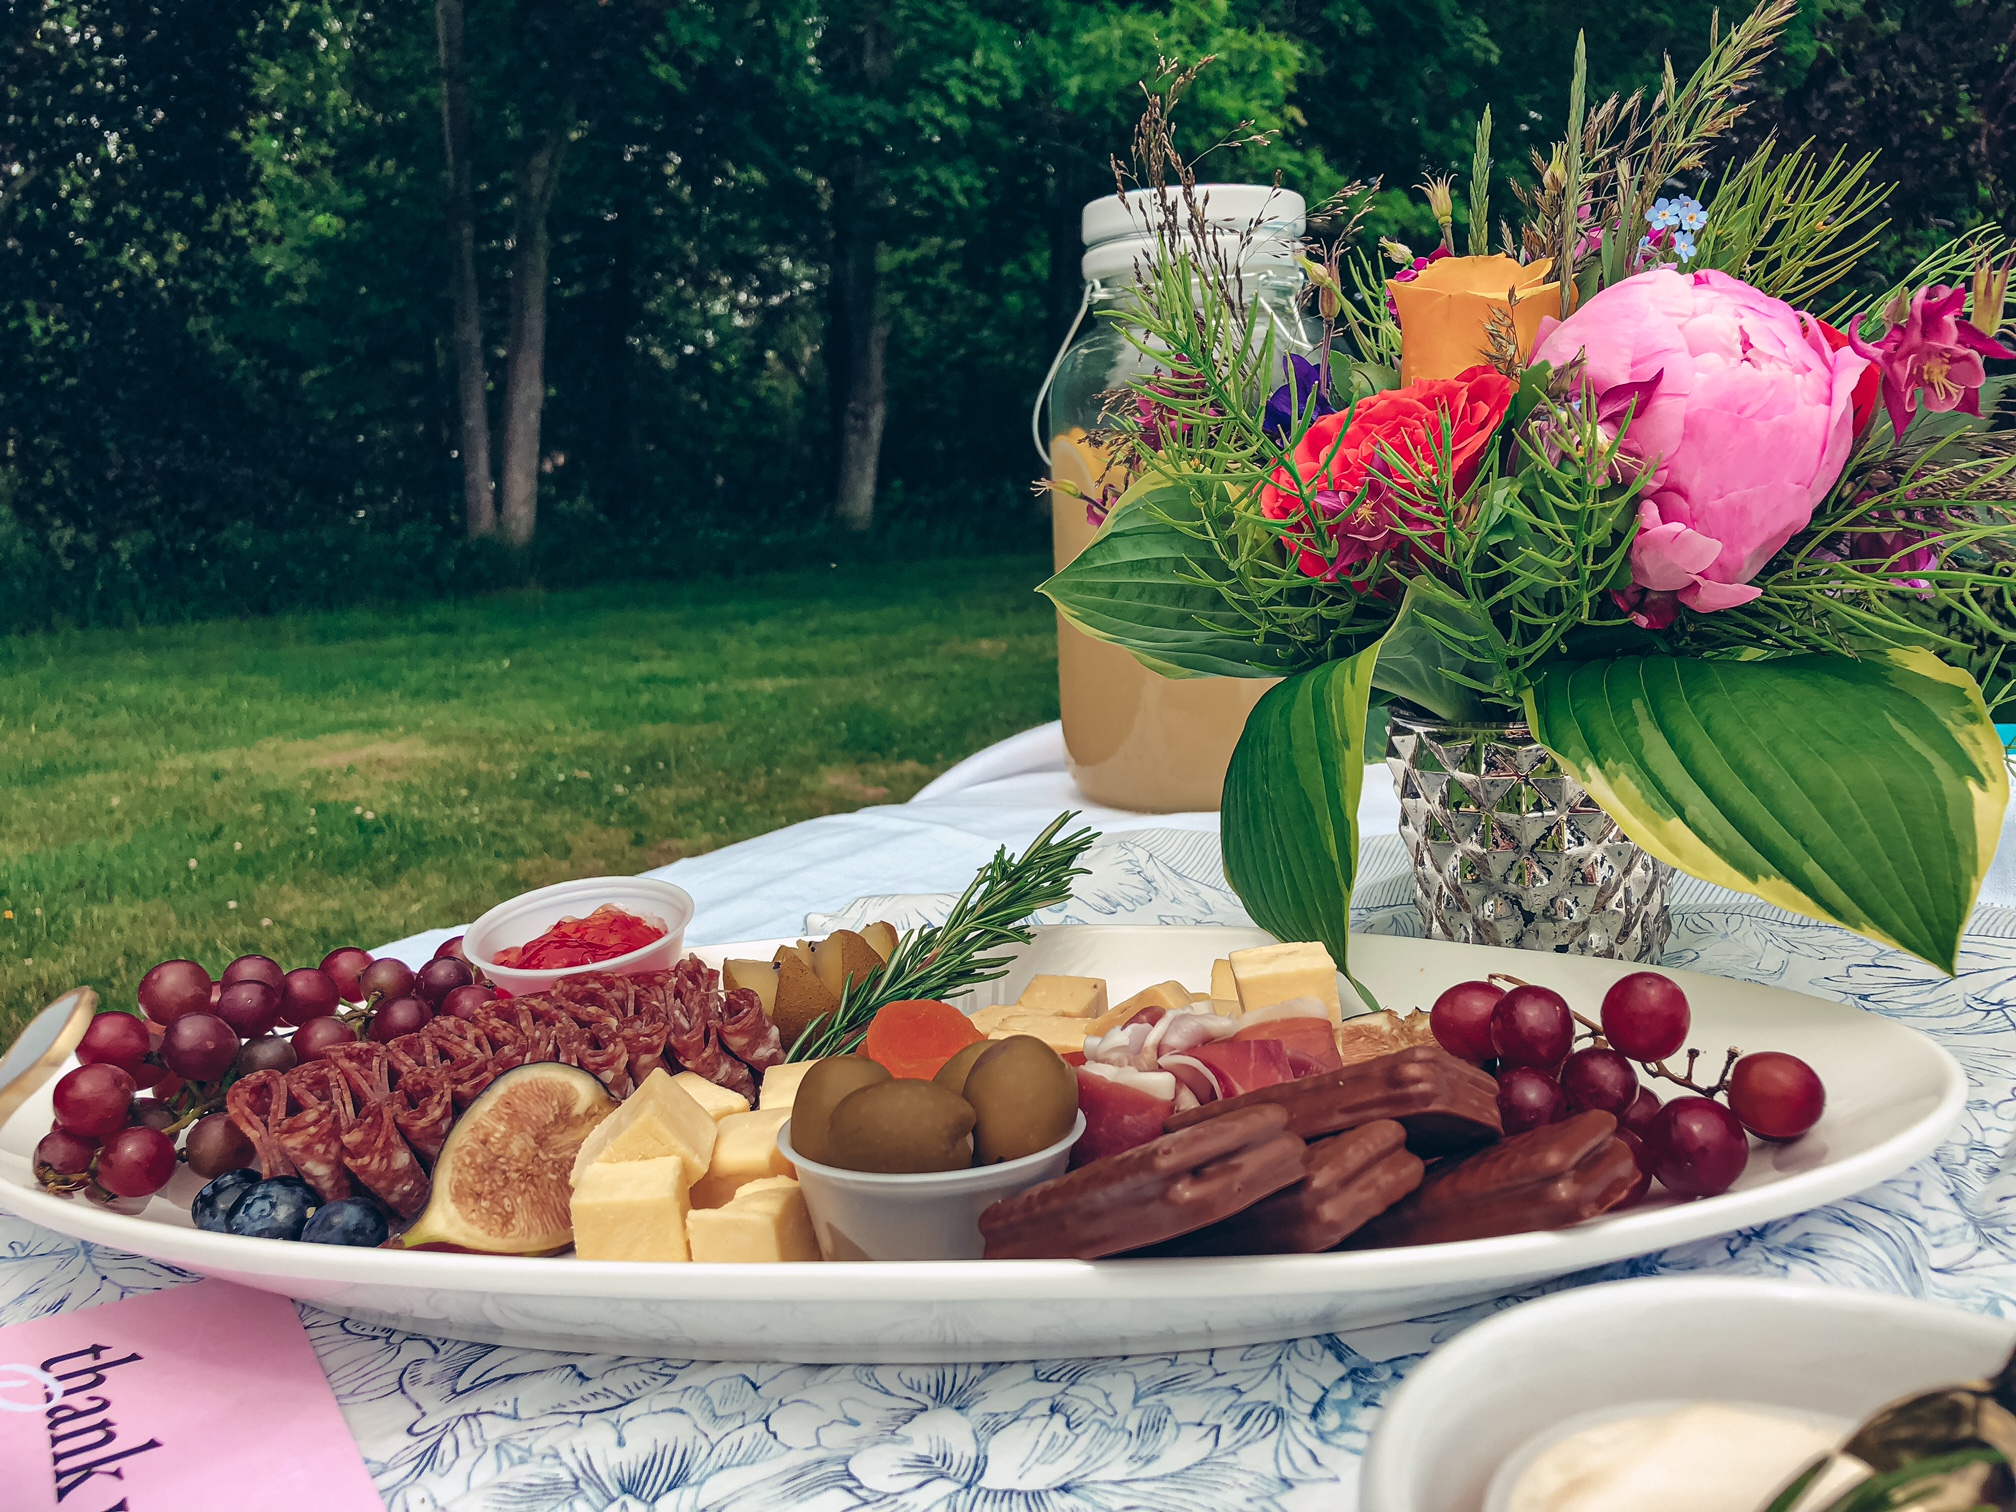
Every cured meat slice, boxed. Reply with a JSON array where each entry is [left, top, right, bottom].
[[719, 987, 784, 1071], [225, 1071, 300, 1181], [274, 1064, 355, 1203], [340, 1098, 430, 1218], [393, 1068, 455, 1166]]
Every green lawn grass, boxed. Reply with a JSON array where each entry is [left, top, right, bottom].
[[0, 554, 1060, 1045]]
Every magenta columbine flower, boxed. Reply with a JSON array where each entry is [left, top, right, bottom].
[[1850, 285, 2016, 438]]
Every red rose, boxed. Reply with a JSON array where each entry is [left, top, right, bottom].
[[1261, 365, 1516, 580], [1808, 315, 1880, 438]]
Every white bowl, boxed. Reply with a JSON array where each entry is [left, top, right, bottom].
[[779, 1112, 1085, 1261], [463, 876, 695, 996], [1359, 1276, 2012, 1512]]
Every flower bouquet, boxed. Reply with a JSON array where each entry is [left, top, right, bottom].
[[1041, 1, 2016, 976]]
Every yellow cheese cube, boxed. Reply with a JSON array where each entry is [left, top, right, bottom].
[[757, 1059, 819, 1112], [671, 1070, 750, 1124], [1210, 958, 1236, 1003], [1228, 941, 1342, 1022], [1113, 980, 1192, 1018], [1012, 974, 1109, 1019], [968, 1003, 1017, 1034], [570, 1068, 717, 1185], [570, 1156, 691, 1262], [691, 1107, 795, 1208], [978, 1011, 1093, 1057], [686, 1176, 820, 1263]]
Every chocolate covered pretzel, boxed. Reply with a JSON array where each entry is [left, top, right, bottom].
[[979, 1104, 1307, 1260], [1164, 1045, 1502, 1156], [1349, 1109, 1639, 1249]]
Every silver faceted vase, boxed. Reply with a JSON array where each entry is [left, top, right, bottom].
[[1384, 704, 1671, 961]]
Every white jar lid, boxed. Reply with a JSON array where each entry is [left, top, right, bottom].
[[1080, 183, 1305, 283]]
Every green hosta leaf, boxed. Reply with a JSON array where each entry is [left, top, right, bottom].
[[1038, 476, 1296, 680], [1370, 578, 1506, 721], [1525, 649, 2009, 972], [1222, 646, 1381, 972]]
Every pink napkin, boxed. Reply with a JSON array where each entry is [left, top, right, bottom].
[[0, 1278, 381, 1510]]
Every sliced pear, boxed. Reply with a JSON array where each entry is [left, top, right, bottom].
[[811, 928, 884, 1000], [770, 945, 839, 1050], [723, 958, 780, 1015], [401, 1063, 616, 1254], [859, 920, 900, 962]]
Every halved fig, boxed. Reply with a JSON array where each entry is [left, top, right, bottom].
[[399, 1063, 616, 1253]]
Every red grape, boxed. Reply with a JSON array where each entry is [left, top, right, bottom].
[[1496, 1066, 1568, 1134], [439, 983, 496, 1020], [52, 1063, 135, 1137], [77, 1012, 151, 1073], [221, 953, 285, 992], [320, 947, 373, 1001], [1646, 1095, 1750, 1198], [416, 955, 473, 1006], [358, 956, 416, 1002], [233, 1033, 298, 1077], [215, 979, 282, 1039], [1491, 986, 1573, 1071], [160, 1012, 240, 1082], [127, 1056, 167, 1091], [1601, 972, 1691, 1062], [126, 1098, 177, 1133], [184, 1112, 255, 1178], [367, 995, 432, 1042], [292, 1016, 357, 1062], [433, 934, 467, 961], [96, 1125, 177, 1198], [1621, 1085, 1662, 1137], [1430, 981, 1503, 1064], [1614, 1128, 1654, 1207], [34, 1129, 98, 1177], [137, 959, 213, 1026], [1561, 1047, 1640, 1117], [1727, 1052, 1826, 1141], [279, 967, 340, 1027], [151, 1073, 184, 1100]]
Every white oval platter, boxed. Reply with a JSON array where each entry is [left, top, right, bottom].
[[0, 926, 1965, 1363]]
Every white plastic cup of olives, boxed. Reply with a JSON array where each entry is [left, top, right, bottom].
[[778, 1110, 1084, 1262]]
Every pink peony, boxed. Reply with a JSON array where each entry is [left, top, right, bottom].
[[1532, 268, 1870, 624]]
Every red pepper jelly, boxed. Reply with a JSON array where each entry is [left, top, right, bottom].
[[493, 904, 666, 969]]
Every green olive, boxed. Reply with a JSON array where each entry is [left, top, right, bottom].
[[789, 1056, 891, 1165], [932, 1040, 994, 1100], [961, 1034, 1079, 1165], [822, 1079, 976, 1173]]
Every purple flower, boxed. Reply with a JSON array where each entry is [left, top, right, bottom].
[[1849, 285, 2016, 439], [1262, 355, 1337, 441]]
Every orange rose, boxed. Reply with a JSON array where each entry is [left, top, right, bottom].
[[1388, 254, 1558, 384], [1261, 366, 1517, 580]]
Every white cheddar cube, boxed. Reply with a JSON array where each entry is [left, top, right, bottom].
[[1210, 958, 1237, 1004], [686, 1176, 820, 1263], [1228, 941, 1342, 1022], [570, 1068, 717, 1185], [672, 1070, 750, 1124], [1013, 974, 1109, 1019], [757, 1060, 820, 1112], [691, 1107, 795, 1209], [571, 1156, 691, 1262]]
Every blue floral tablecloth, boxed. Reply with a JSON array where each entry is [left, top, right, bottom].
[[6, 806, 2016, 1509]]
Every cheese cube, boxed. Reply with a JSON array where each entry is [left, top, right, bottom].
[[1113, 980, 1192, 1018], [571, 1156, 691, 1262], [1012, 974, 1109, 1019], [691, 1107, 795, 1208], [570, 1068, 717, 1185], [1227, 941, 1342, 1022], [977, 1011, 1092, 1057], [686, 1176, 820, 1263], [671, 1071, 750, 1124], [967, 1003, 1017, 1034], [757, 1059, 820, 1112], [1210, 958, 1237, 1004]]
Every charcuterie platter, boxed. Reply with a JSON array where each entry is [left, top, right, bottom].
[[0, 917, 1962, 1363]]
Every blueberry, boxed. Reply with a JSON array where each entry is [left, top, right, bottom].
[[300, 1198, 388, 1248], [226, 1176, 319, 1241], [192, 1168, 262, 1234]]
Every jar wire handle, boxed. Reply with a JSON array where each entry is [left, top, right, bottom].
[[1030, 283, 1094, 467]]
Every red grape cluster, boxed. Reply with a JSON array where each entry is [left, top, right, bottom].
[[33, 937, 497, 1206], [1429, 970, 1826, 1204]]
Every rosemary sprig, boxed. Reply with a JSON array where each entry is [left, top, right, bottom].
[[786, 812, 1099, 1060]]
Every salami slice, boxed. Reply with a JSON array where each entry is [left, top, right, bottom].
[[719, 986, 784, 1070], [225, 1071, 300, 1181], [340, 1099, 430, 1218], [274, 1064, 355, 1203]]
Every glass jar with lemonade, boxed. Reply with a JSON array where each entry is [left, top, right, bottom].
[[1037, 185, 1317, 812]]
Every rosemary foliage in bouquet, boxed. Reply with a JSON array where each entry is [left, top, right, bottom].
[[1042, 5, 2016, 974]]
